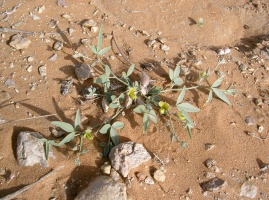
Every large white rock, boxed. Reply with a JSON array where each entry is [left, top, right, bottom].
[[240, 181, 258, 198], [109, 141, 151, 177], [17, 131, 49, 167], [75, 176, 127, 200], [9, 34, 31, 50]]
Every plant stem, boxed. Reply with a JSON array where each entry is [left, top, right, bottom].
[[161, 85, 200, 93], [79, 135, 83, 152], [109, 73, 129, 86]]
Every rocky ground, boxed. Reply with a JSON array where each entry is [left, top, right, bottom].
[[0, 0, 269, 199]]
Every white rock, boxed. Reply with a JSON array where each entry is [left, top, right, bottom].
[[101, 163, 111, 175], [161, 44, 169, 51], [153, 169, 165, 182], [109, 142, 151, 177], [38, 65, 47, 77], [224, 47, 231, 54], [144, 176, 154, 185], [75, 176, 127, 200], [17, 131, 49, 167], [218, 49, 225, 55], [240, 182, 258, 198], [9, 34, 31, 50]]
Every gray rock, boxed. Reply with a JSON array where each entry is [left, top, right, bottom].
[[38, 65, 47, 77], [75, 176, 127, 200], [144, 176, 154, 185], [110, 168, 120, 181], [75, 62, 95, 83], [53, 41, 63, 51], [240, 181, 258, 198], [109, 142, 151, 177], [17, 131, 49, 167], [204, 158, 216, 168], [245, 116, 255, 125], [4, 78, 15, 88], [9, 34, 31, 49], [200, 177, 226, 191]]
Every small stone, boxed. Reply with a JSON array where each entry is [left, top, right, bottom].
[[48, 19, 58, 28], [186, 188, 193, 194], [100, 162, 111, 175], [61, 13, 71, 19], [68, 28, 74, 36], [75, 62, 95, 83], [26, 65, 33, 72], [180, 65, 190, 75], [82, 19, 96, 27], [153, 169, 165, 182], [254, 98, 263, 106], [81, 115, 89, 124], [48, 53, 57, 61], [257, 125, 264, 133], [60, 78, 73, 95], [160, 44, 169, 51], [239, 64, 247, 72], [17, 131, 50, 167], [80, 38, 89, 44], [91, 26, 98, 33], [200, 177, 226, 191], [50, 128, 65, 137], [136, 172, 146, 182], [224, 47, 231, 54], [9, 34, 31, 50], [204, 158, 216, 168], [146, 39, 156, 47], [53, 41, 63, 51], [27, 56, 34, 62], [157, 37, 167, 44], [245, 116, 255, 125], [38, 5, 45, 13], [205, 143, 215, 150], [212, 166, 221, 173], [110, 168, 120, 181], [75, 176, 127, 200], [240, 181, 258, 198], [38, 65, 47, 77], [204, 172, 216, 179], [30, 13, 40, 20], [144, 176, 154, 185], [218, 49, 225, 55], [4, 78, 15, 88]]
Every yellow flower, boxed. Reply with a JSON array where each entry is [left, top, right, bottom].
[[159, 101, 169, 114], [128, 87, 137, 99], [83, 129, 93, 140], [177, 111, 186, 121]]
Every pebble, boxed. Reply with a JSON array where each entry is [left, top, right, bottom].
[[91, 26, 98, 33], [245, 116, 255, 125], [218, 49, 225, 55], [27, 56, 34, 62], [200, 177, 226, 191], [68, 28, 74, 36], [38, 5, 45, 13], [100, 162, 111, 175], [204, 172, 216, 178], [61, 13, 71, 19], [186, 188, 193, 194], [204, 158, 216, 168], [48, 53, 57, 61], [110, 168, 120, 181], [153, 169, 166, 182], [240, 181, 258, 198], [257, 125, 264, 133], [146, 39, 156, 47], [4, 78, 15, 88], [50, 128, 65, 137], [205, 143, 215, 150], [53, 41, 63, 51], [160, 44, 169, 51], [82, 19, 97, 27], [9, 34, 31, 50], [254, 98, 263, 106], [144, 176, 154, 185], [38, 65, 47, 77], [136, 172, 146, 182], [48, 19, 58, 28]]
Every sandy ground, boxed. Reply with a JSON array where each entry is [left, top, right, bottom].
[[0, 0, 269, 199]]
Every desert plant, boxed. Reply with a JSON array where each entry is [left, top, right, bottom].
[[41, 25, 237, 159]]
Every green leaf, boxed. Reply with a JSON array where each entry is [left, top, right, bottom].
[[95, 74, 107, 84], [88, 44, 97, 54], [212, 88, 231, 105], [176, 86, 186, 104], [100, 142, 107, 147], [112, 121, 124, 129], [206, 89, 213, 104], [177, 102, 200, 112], [110, 127, 119, 145], [183, 111, 194, 127], [133, 105, 146, 113], [122, 71, 127, 79], [174, 65, 181, 78], [109, 103, 119, 108], [173, 77, 183, 85], [143, 113, 149, 132], [100, 124, 111, 134], [44, 141, 50, 160], [127, 64, 135, 76], [148, 86, 162, 95], [187, 125, 192, 139], [119, 93, 125, 103], [211, 78, 223, 88], [97, 25, 103, 52], [148, 110, 157, 123], [180, 141, 188, 148], [103, 146, 110, 157], [169, 68, 174, 81], [58, 132, 75, 146], [51, 121, 75, 133], [105, 65, 111, 76], [74, 109, 80, 130], [98, 46, 111, 55]]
